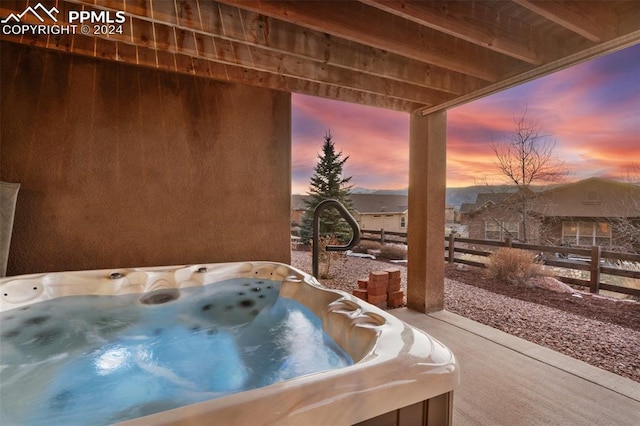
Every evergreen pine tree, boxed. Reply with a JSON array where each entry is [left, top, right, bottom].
[[299, 131, 354, 245]]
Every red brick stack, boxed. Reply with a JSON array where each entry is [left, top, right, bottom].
[[386, 269, 404, 308], [352, 279, 368, 301], [367, 271, 389, 307], [351, 268, 405, 309]]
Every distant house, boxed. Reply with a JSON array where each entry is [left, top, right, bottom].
[[291, 194, 307, 228], [350, 194, 409, 233], [457, 202, 476, 223], [532, 178, 640, 251], [460, 178, 640, 251], [459, 190, 535, 243], [291, 193, 455, 237], [291, 194, 408, 234], [445, 204, 455, 223]]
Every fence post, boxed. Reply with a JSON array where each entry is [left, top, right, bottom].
[[380, 229, 385, 245], [448, 233, 455, 264], [504, 236, 512, 248], [590, 245, 601, 294]]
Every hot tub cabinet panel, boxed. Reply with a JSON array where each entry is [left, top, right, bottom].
[[0, 262, 459, 426], [355, 393, 454, 426]]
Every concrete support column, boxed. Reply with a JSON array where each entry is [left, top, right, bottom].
[[407, 111, 447, 313]]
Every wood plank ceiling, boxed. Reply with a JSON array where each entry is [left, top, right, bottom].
[[2, 1, 639, 113]]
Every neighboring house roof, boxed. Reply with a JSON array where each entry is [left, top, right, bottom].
[[461, 177, 640, 219], [349, 194, 408, 214], [474, 192, 512, 208], [291, 194, 409, 214], [459, 203, 477, 214], [531, 177, 640, 218], [291, 194, 307, 210], [462, 191, 519, 215]]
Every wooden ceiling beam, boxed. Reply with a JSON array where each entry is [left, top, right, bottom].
[[214, 0, 520, 82], [208, 3, 456, 103], [200, 55, 426, 112], [212, 2, 480, 96], [359, 0, 547, 65], [62, 0, 481, 95], [0, 32, 423, 112], [4, 0, 638, 114], [160, 24, 451, 105], [57, 1, 451, 105], [513, 0, 618, 42]]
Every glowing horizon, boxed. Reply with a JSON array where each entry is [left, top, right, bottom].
[[292, 44, 640, 194]]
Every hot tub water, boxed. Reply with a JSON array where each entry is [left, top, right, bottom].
[[0, 278, 353, 425]]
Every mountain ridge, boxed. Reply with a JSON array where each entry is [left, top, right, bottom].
[[294, 179, 638, 209], [294, 185, 554, 209]]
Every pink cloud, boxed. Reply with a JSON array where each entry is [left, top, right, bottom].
[[292, 45, 639, 191], [292, 95, 409, 193]]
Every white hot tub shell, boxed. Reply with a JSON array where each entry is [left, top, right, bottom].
[[0, 262, 459, 425]]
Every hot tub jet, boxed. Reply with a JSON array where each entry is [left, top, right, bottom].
[[139, 289, 180, 305]]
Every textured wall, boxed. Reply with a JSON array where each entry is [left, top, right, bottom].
[[1, 42, 291, 275]]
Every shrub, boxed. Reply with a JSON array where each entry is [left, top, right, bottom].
[[352, 240, 381, 253], [378, 243, 407, 260], [314, 235, 344, 279], [487, 248, 545, 285]]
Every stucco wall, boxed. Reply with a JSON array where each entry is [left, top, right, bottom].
[[1, 42, 291, 275]]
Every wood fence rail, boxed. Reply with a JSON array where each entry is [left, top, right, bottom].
[[360, 229, 408, 245], [360, 229, 640, 298]]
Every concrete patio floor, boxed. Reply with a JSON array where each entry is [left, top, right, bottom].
[[394, 309, 640, 426]]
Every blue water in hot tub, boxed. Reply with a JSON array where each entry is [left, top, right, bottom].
[[0, 278, 353, 425]]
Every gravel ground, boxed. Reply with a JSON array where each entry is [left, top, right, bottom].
[[291, 250, 640, 383]]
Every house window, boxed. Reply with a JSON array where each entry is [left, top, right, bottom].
[[578, 222, 595, 245], [400, 216, 406, 228], [504, 221, 520, 240], [562, 221, 611, 246], [485, 222, 501, 241], [484, 221, 519, 241], [595, 222, 612, 246], [562, 222, 578, 245]]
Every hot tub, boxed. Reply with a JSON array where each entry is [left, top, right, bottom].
[[0, 262, 458, 425]]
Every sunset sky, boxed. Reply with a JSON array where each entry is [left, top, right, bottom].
[[291, 43, 640, 194]]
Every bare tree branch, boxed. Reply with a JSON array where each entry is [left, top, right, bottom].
[[490, 109, 567, 242], [608, 163, 640, 252]]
